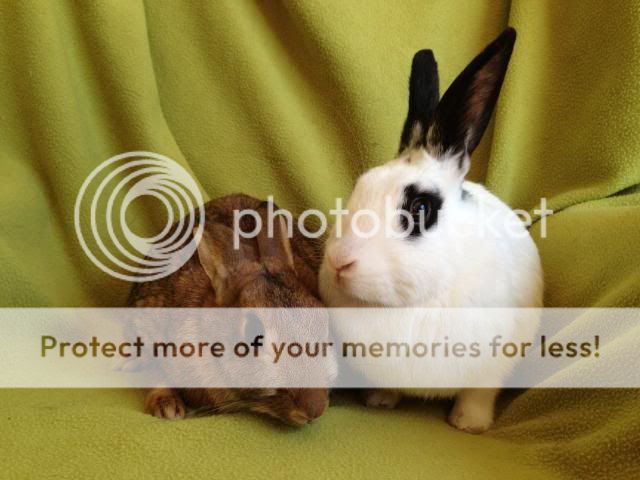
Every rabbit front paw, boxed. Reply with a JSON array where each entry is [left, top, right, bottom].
[[448, 388, 497, 434], [145, 388, 186, 420], [448, 406, 493, 433]]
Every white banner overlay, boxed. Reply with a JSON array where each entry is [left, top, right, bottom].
[[0, 308, 637, 388]]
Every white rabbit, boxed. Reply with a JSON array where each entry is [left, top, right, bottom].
[[319, 28, 543, 433]]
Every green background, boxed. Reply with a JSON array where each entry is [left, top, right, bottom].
[[1, 1, 639, 478]]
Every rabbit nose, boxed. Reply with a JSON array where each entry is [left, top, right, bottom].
[[327, 250, 357, 277], [335, 261, 356, 280], [295, 389, 328, 421]]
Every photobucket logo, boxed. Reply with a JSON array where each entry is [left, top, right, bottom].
[[74, 151, 205, 282], [233, 196, 553, 247]]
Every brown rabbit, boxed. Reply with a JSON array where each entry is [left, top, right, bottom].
[[128, 194, 332, 426]]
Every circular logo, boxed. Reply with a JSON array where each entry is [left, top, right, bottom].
[[74, 151, 205, 282]]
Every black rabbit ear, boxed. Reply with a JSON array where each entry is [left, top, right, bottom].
[[427, 28, 516, 159], [398, 49, 440, 153]]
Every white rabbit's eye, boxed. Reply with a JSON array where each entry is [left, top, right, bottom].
[[410, 197, 432, 217], [400, 184, 442, 237]]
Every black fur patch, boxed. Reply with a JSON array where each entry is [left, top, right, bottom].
[[399, 184, 443, 238], [427, 28, 516, 157], [398, 50, 439, 153]]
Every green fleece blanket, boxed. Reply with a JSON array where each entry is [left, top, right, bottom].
[[1, 1, 639, 478]]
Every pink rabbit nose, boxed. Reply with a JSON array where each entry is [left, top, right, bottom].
[[328, 255, 356, 280], [335, 260, 356, 276], [327, 242, 359, 280]]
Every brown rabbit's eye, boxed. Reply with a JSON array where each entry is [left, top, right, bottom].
[[400, 184, 443, 237], [244, 312, 265, 342]]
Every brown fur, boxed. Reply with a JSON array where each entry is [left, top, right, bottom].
[[129, 194, 329, 426]]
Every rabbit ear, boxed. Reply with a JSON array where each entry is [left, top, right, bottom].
[[195, 224, 244, 302], [256, 201, 295, 271], [427, 28, 516, 159], [399, 49, 439, 153]]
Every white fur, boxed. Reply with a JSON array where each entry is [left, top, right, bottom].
[[319, 149, 543, 431]]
